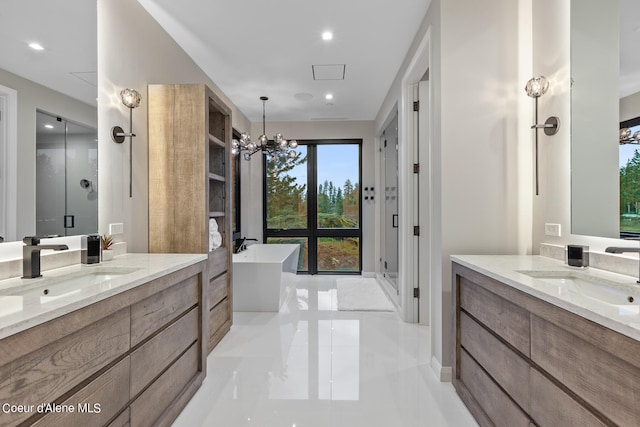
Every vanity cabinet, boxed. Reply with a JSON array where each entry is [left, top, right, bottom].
[[0, 260, 206, 427], [453, 262, 640, 427], [148, 84, 233, 354]]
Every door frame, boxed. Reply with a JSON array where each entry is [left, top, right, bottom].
[[263, 139, 363, 274]]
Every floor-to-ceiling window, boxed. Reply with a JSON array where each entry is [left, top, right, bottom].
[[264, 139, 362, 274]]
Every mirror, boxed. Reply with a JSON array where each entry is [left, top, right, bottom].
[[570, 0, 620, 238], [0, 0, 97, 241]]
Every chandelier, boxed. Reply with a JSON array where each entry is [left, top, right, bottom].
[[232, 96, 298, 161], [620, 128, 640, 145]]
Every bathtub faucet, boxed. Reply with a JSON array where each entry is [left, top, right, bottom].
[[235, 237, 258, 253]]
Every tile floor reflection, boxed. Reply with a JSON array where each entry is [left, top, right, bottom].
[[172, 275, 478, 427]]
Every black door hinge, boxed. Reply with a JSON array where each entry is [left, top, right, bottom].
[[413, 288, 420, 298], [413, 226, 420, 236], [413, 163, 420, 173], [413, 101, 420, 111]]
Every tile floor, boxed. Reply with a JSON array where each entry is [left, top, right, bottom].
[[172, 275, 478, 427]]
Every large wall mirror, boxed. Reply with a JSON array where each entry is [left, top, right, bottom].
[[0, 0, 97, 241], [571, 0, 640, 238]]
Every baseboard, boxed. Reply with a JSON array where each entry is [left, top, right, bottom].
[[362, 271, 376, 278], [431, 355, 452, 382]]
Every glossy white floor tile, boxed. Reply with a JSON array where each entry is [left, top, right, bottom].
[[173, 275, 478, 427]]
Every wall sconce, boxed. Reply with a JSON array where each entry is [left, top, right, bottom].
[[525, 76, 560, 196], [111, 88, 142, 198]]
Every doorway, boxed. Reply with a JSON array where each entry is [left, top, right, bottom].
[[264, 139, 362, 274]]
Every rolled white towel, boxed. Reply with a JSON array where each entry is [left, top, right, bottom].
[[210, 231, 222, 250], [209, 218, 218, 232]]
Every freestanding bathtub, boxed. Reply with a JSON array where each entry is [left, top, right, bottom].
[[232, 243, 300, 311]]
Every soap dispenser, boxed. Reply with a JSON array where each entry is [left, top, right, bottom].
[[81, 234, 101, 264]]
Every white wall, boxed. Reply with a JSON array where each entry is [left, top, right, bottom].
[[0, 68, 96, 241], [240, 120, 376, 272], [376, 0, 533, 375], [97, 0, 250, 252]]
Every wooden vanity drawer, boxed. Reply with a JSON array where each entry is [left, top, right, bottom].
[[208, 272, 228, 309], [130, 342, 199, 427], [32, 357, 130, 427], [529, 367, 606, 427], [460, 277, 530, 356], [460, 312, 530, 411], [108, 408, 130, 427], [209, 298, 229, 335], [0, 308, 130, 427], [131, 275, 198, 346], [130, 307, 199, 397], [531, 315, 640, 426], [208, 249, 227, 276], [460, 349, 531, 427]]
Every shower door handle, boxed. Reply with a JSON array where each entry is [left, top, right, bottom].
[[392, 214, 398, 228]]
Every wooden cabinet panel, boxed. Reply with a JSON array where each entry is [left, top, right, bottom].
[[130, 308, 199, 397], [130, 342, 199, 427], [0, 308, 130, 426], [108, 408, 130, 427], [460, 312, 530, 411], [460, 277, 530, 356], [208, 273, 228, 309], [209, 298, 229, 337], [531, 315, 640, 426], [529, 368, 606, 427], [459, 349, 531, 427], [131, 275, 198, 346], [32, 357, 130, 427], [208, 248, 227, 276]]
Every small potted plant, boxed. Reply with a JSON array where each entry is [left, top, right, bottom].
[[102, 233, 115, 261]]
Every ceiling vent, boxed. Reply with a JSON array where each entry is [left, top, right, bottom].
[[312, 64, 346, 80]]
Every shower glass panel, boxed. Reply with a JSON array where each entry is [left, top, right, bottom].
[[36, 111, 97, 236], [381, 115, 399, 289]]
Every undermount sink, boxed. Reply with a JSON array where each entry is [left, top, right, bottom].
[[0, 267, 140, 301], [519, 271, 640, 315]]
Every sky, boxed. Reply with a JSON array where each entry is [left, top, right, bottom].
[[284, 144, 360, 192]]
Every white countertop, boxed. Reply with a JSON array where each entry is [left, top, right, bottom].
[[452, 255, 640, 341], [0, 253, 207, 340]]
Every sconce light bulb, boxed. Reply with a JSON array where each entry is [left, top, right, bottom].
[[120, 88, 142, 108], [525, 76, 549, 98]]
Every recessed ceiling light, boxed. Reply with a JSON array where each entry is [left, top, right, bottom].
[[44, 124, 54, 129], [29, 43, 44, 51], [325, 93, 333, 100], [322, 31, 333, 41]]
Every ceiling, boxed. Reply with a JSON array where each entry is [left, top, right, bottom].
[[137, 0, 431, 122], [1, 1, 639, 120], [0, 0, 97, 107], [619, 0, 640, 97]]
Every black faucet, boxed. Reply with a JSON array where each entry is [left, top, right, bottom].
[[22, 236, 69, 279], [605, 246, 640, 283], [235, 237, 258, 253]]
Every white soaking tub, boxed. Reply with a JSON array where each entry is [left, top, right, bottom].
[[232, 244, 300, 311]]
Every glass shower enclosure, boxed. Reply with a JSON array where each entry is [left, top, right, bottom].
[[36, 111, 98, 236]]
